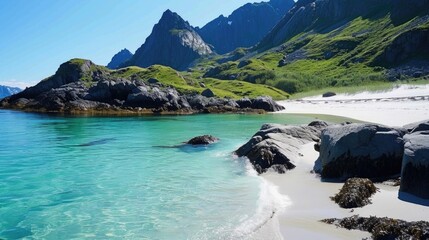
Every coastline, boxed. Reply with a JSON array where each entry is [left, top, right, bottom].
[[262, 84, 429, 239]]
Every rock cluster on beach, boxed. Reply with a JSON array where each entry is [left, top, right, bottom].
[[238, 119, 429, 238], [239, 120, 429, 200], [322, 215, 429, 240], [235, 120, 328, 173], [331, 178, 377, 208], [0, 60, 284, 114]]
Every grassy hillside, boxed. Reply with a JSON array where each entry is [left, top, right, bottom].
[[108, 65, 289, 100], [200, 13, 429, 94]]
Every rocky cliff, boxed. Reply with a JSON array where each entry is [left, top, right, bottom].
[[257, 0, 391, 51], [107, 48, 133, 69], [125, 10, 213, 70], [197, 0, 294, 54]]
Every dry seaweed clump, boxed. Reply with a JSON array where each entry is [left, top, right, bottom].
[[331, 178, 377, 208], [322, 215, 429, 240]]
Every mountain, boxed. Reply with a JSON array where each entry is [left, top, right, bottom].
[[0, 85, 22, 99], [107, 48, 133, 69], [197, 0, 295, 54], [125, 10, 213, 70], [202, 0, 429, 93]]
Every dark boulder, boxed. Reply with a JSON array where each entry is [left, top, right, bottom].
[[323, 215, 429, 240], [331, 178, 377, 208], [322, 92, 337, 98], [201, 88, 215, 98], [126, 87, 169, 109], [400, 131, 429, 199], [186, 94, 210, 110], [236, 122, 328, 174], [251, 96, 285, 112], [404, 120, 429, 133], [187, 135, 219, 145], [237, 97, 252, 108], [148, 78, 159, 84], [316, 124, 406, 180]]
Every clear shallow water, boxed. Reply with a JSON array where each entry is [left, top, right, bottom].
[[0, 110, 318, 240]]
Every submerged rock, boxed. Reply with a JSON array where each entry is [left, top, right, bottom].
[[331, 178, 377, 208], [236, 121, 328, 174], [322, 215, 429, 240], [400, 131, 429, 199], [316, 123, 406, 180], [187, 135, 219, 145]]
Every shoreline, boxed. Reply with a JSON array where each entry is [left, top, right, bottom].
[[262, 84, 429, 239], [278, 84, 429, 126]]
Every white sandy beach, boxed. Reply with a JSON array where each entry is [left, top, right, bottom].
[[264, 84, 429, 240], [278, 84, 429, 126]]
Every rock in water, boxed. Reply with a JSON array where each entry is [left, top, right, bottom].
[[316, 123, 406, 180], [187, 135, 219, 145], [331, 178, 377, 208], [400, 130, 429, 199], [236, 121, 328, 174], [322, 215, 429, 240]]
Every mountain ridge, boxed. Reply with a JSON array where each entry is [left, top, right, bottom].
[[124, 10, 213, 70]]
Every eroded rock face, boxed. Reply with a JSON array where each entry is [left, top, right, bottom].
[[235, 121, 328, 174], [187, 135, 219, 145], [331, 178, 377, 208], [400, 131, 429, 199], [125, 10, 213, 70], [317, 124, 406, 180]]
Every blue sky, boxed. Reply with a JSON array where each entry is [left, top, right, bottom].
[[0, 0, 256, 88]]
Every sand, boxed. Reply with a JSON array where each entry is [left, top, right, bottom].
[[263, 84, 429, 239], [277, 84, 429, 126]]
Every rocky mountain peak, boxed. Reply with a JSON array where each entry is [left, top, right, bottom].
[[107, 49, 133, 69], [124, 10, 212, 70], [197, 0, 294, 54]]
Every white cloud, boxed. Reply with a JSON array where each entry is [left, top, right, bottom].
[[0, 79, 37, 89]]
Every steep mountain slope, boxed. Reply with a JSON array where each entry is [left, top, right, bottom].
[[0, 85, 22, 99], [202, 0, 429, 93], [197, 0, 294, 54], [125, 10, 213, 70], [107, 48, 133, 69]]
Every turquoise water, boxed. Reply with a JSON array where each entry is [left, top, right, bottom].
[[0, 110, 318, 240]]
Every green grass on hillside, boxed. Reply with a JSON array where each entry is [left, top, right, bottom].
[[199, 14, 429, 94]]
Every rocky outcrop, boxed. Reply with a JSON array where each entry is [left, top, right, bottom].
[[256, 0, 390, 51], [331, 178, 377, 208], [197, 0, 294, 54], [376, 28, 429, 67], [187, 135, 219, 145], [323, 215, 429, 240], [316, 123, 406, 180], [400, 130, 429, 199], [235, 121, 328, 174], [107, 49, 133, 69], [125, 10, 212, 70], [0, 59, 284, 114], [0, 85, 21, 99], [404, 120, 429, 133]]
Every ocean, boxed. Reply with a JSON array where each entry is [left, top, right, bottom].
[[0, 110, 319, 239]]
